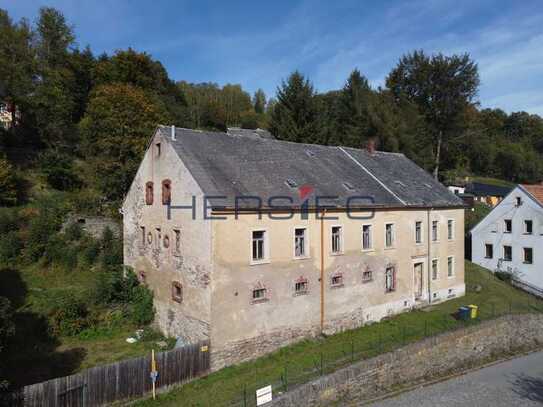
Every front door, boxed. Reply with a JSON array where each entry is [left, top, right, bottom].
[[414, 262, 423, 299]]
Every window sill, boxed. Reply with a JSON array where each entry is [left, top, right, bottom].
[[250, 259, 271, 266], [361, 248, 374, 253], [415, 242, 424, 246], [484, 256, 493, 259], [330, 284, 344, 289], [523, 262, 533, 265], [503, 259, 512, 262], [447, 275, 455, 279], [172, 298, 182, 304], [384, 246, 396, 251], [330, 252, 344, 256], [251, 298, 269, 304], [385, 289, 396, 294], [293, 255, 310, 261], [294, 291, 309, 296]]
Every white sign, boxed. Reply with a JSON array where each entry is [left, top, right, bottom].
[[256, 385, 272, 406]]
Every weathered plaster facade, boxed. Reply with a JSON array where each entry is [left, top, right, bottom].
[[123, 126, 465, 370]]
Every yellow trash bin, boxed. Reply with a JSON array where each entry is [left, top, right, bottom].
[[468, 304, 478, 319]]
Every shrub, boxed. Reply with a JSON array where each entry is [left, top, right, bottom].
[[80, 238, 100, 266], [49, 293, 89, 336], [23, 205, 64, 262], [64, 222, 83, 241], [0, 208, 20, 234], [129, 285, 154, 326], [100, 227, 122, 268], [0, 157, 18, 206], [39, 150, 82, 191], [495, 271, 512, 282], [0, 231, 23, 263]]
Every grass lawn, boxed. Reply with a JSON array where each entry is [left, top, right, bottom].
[[469, 176, 515, 188], [132, 261, 543, 407], [0, 264, 174, 388]]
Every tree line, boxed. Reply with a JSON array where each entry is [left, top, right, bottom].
[[1, 6, 543, 208]]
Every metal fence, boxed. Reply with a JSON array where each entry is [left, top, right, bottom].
[[12, 340, 210, 407], [224, 299, 543, 407]]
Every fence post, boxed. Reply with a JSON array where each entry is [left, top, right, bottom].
[[320, 352, 324, 376], [284, 365, 288, 392]]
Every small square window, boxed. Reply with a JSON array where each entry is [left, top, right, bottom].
[[252, 287, 268, 303], [331, 274, 343, 287], [294, 279, 308, 295], [503, 245, 512, 261], [362, 269, 372, 283], [525, 220, 533, 234], [485, 244, 493, 259], [524, 247, 533, 264], [172, 281, 182, 303], [504, 219, 512, 233]]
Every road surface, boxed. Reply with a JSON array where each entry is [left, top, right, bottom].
[[370, 351, 543, 406]]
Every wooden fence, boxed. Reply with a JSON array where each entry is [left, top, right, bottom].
[[19, 340, 210, 407]]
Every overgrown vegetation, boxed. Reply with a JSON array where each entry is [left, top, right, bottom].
[[0, 200, 159, 389]]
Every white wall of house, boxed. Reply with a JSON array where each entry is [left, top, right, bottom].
[[471, 185, 543, 294]]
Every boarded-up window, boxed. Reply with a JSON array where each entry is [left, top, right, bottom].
[[172, 281, 183, 303], [145, 182, 154, 205], [162, 179, 171, 205]]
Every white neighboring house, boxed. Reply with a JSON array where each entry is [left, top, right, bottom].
[[447, 185, 465, 195], [471, 184, 543, 296]]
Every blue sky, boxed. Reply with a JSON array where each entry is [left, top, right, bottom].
[[2, 0, 543, 115]]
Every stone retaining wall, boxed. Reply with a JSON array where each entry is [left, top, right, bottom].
[[271, 314, 543, 406]]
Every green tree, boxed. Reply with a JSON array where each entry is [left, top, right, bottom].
[[35, 7, 74, 68], [270, 71, 319, 142], [339, 69, 373, 147], [0, 9, 35, 131], [253, 89, 267, 114], [79, 83, 170, 201], [386, 50, 480, 178], [0, 157, 17, 206]]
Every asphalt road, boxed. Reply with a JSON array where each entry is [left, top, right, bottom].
[[369, 351, 543, 407]]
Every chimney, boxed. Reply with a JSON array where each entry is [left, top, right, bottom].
[[366, 138, 377, 155], [171, 125, 176, 141]]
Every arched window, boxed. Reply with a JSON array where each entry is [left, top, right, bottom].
[[162, 179, 171, 205], [145, 182, 154, 205]]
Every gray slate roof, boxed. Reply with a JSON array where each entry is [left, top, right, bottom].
[[159, 126, 464, 209]]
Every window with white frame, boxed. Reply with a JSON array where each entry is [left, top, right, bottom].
[[385, 223, 395, 248], [432, 220, 438, 241], [385, 266, 396, 292], [432, 259, 438, 280], [485, 243, 493, 259], [504, 219, 512, 233], [447, 256, 454, 277], [448, 220, 454, 240], [294, 278, 308, 295], [252, 288, 267, 301], [362, 224, 372, 250], [503, 245, 512, 261], [294, 228, 307, 258], [362, 268, 373, 283], [524, 247, 533, 264], [331, 226, 342, 254], [415, 221, 422, 244], [252, 230, 267, 262]]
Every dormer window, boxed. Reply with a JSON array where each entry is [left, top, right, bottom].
[[162, 179, 171, 205], [285, 179, 298, 188], [145, 182, 154, 205]]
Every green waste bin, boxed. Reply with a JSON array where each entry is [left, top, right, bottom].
[[468, 304, 478, 319], [458, 306, 470, 321]]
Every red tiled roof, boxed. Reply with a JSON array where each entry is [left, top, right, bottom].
[[522, 184, 543, 205]]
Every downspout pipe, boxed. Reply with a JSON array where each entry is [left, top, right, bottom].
[[320, 209, 326, 333], [427, 207, 433, 304]]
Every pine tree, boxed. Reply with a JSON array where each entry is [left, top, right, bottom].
[[270, 71, 319, 142], [339, 69, 373, 147]]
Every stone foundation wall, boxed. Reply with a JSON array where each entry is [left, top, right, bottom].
[[271, 314, 543, 406], [211, 326, 320, 371], [154, 301, 210, 345]]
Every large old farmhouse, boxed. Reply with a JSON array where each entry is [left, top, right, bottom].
[[122, 125, 465, 369]]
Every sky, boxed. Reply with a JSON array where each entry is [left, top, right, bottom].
[[2, 0, 543, 115]]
